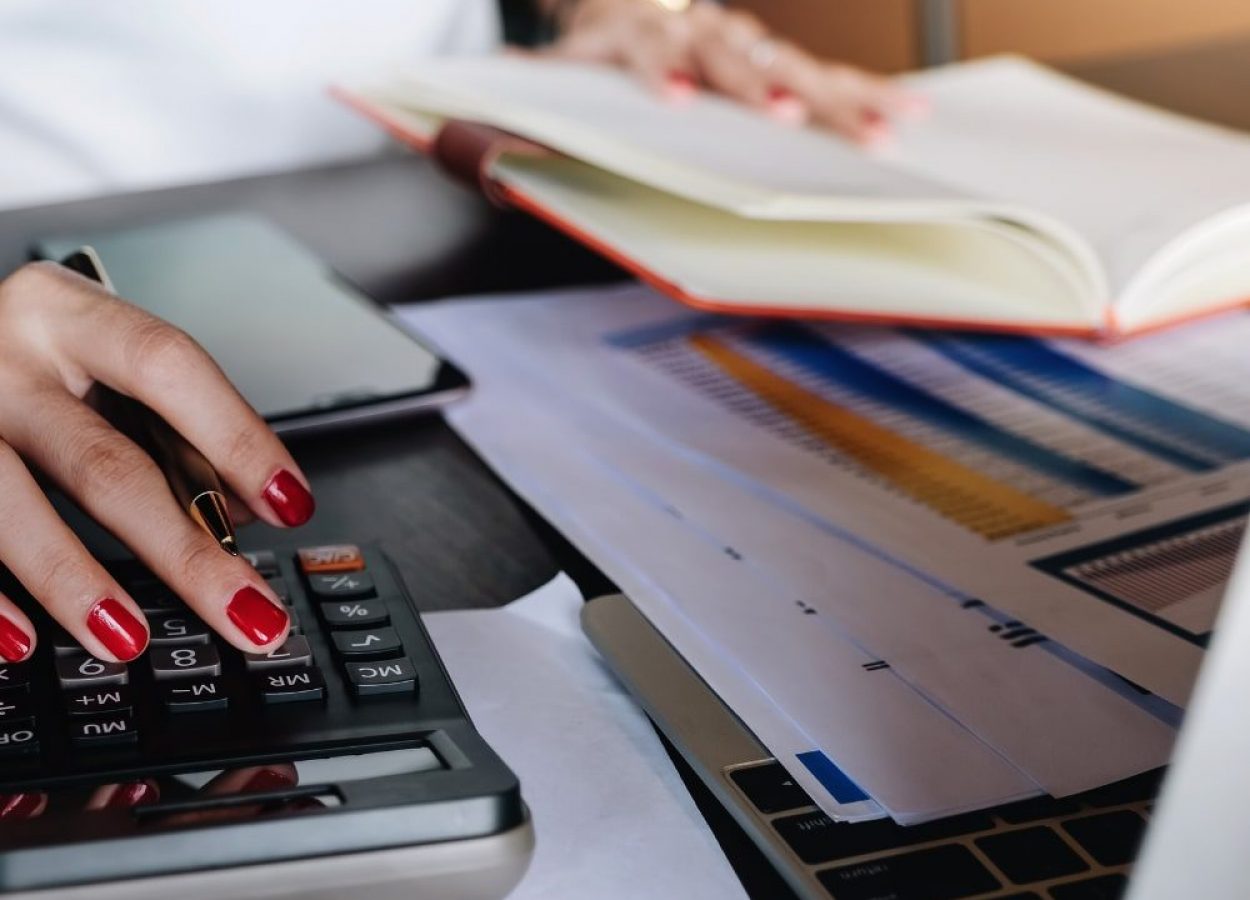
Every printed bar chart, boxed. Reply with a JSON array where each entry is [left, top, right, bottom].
[[688, 332, 1072, 539]]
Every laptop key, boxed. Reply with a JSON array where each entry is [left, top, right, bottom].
[[997, 795, 1082, 824], [775, 810, 994, 865], [730, 762, 814, 814], [1080, 770, 1163, 808], [976, 827, 1088, 884], [817, 844, 1000, 899], [1048, 874, 1128, 899], [1061, 811, 1146, 867]]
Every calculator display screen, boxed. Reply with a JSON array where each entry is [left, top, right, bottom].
[[0, 746, 442, 841]]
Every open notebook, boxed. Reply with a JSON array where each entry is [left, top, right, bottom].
[[341, 55, 1250, 337]]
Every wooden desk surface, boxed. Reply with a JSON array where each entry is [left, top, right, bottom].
[[0, 42, 1243, 897]]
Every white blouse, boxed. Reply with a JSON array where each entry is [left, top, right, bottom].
[[0, 0, 500, 209]]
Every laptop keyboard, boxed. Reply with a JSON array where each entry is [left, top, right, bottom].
[[728, 761, 1159, 899]]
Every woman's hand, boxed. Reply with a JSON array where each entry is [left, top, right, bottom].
[[546, 0, 925, 145], [0, 262, 314, 664]]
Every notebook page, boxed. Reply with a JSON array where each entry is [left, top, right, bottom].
[[389, 56, 969, 216], [888, 57, 1250, 295]]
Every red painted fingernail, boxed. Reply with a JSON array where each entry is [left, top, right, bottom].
[[87, 599, 147, 662], [0, 793, 45, 819], [664, 70, 697, 102], [227, 586, 289, 646], [107, 781, 160, 809], [262, 470, 315, 527], [766, 86, 808, 125], [242, 767, 295, 793], [0, 615, 30, 662]]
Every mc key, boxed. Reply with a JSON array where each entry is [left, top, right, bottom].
[[345, 657, 417, 697]]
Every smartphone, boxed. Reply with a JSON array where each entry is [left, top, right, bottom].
[[36, 214, 469, 436]]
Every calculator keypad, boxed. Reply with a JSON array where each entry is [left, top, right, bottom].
[[56, 654, 128, 688], [149, 644, 222, 680], [344, 658, 418, 696], [160, 677, 229, 713], [5, 543, 428, 771], [0, 664, 28, 692], [242, 635, 313, 670], [63, 686, 131, 717], [321, 600, 389, 628], [308, 572, 376, 599], [331, 627, 402, 659]]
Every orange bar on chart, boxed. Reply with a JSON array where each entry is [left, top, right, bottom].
[[689, 334, 1071, 540]]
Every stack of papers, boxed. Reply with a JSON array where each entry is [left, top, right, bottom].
[[398, 284, 1248, 824]]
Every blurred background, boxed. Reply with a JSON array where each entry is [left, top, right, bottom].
[[500, 0, 1250, 128]]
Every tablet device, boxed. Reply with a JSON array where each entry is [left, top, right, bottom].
[[35, 214, 469, 436]]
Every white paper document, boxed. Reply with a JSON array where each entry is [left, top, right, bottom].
[[398, 285, 1199, 823], [426, 574, 745, 900], [406, 285, 1246, 707]]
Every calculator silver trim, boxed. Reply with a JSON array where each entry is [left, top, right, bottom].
[[8, 816, 533, 900]]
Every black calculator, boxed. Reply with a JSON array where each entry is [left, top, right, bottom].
[[0, 543, 532, 899]]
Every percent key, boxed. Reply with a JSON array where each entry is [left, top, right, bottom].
[[321, 601, 389, 628]]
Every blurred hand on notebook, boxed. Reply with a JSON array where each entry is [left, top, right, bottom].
[[541, 0, 925, 145]]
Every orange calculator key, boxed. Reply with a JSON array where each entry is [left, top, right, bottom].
[[298, 545, 365, 574]]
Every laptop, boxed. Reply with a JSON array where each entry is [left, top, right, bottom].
[[582, 543, 1250, 899]]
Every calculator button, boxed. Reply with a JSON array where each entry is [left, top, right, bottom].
[[267, 577, 292, 605], [51, 630, 84, 657], [332, 627, 402, 659], [148, 614, 211, 646], [149, 644, 222, 680], [299, 545, 365, 574], [69, 712, 137, 746], [345, 658, 418, 696], [243, 550, 279, 577], [309, 572, 376, 599], [0, 664, 28, 693], [243, 635, 313, 670], [287, 606, 303, 634], [135, 589, 186, 616], [0, 720, 38, 755], [57, 653, 129, 688], [255, 667, 326, 704], [64, 686, 133, 717], [160, 677, 228, 712], [321, 600, 389, 628], [0, 694, 32, 723]]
